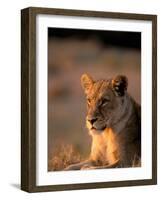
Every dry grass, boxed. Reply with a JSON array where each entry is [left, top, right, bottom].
[[132, 155, 141, 167], [48, 143, 141, 171], [48, 144, 82, 171]]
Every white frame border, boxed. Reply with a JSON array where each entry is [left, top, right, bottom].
[[36, 14, 152, 186]]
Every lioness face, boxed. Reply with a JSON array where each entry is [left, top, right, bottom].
[[81, 74, 128, 133]]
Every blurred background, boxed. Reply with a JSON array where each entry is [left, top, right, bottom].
[[48, 28, 141, 171]]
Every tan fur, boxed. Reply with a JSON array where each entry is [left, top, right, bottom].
[[65, 74, 141, 171], [90, 128, 119, 165]]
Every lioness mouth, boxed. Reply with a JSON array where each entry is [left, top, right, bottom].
[[91, 126, 106, 131]]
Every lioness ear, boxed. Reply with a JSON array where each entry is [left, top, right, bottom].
[[112, 75, 128, 96], [81, 74, 94, 94]]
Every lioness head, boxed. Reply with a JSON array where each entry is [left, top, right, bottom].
[[81, 74, 128, 133]]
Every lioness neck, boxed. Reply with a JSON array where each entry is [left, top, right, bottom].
[[112, 94, 136, 134], [90, 128, 119, 165]]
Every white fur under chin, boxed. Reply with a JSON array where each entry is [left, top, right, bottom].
[[90, 129, 104, 135]]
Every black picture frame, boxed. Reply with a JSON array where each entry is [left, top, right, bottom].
[[21, 7, 157, 192]]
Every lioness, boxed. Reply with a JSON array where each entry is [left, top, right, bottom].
[[65, 74, 141, 170]]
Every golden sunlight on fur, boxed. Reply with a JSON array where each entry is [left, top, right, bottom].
[[90, 128, 119, 165], [64, 74, 141, 170]]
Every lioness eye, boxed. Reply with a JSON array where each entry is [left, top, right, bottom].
[[101, 98, 110, 106]]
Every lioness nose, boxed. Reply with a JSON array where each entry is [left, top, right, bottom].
[[88, 118, 97, 125]]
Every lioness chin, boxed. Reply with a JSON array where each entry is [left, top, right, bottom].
[[65, 74, 141, 170]]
